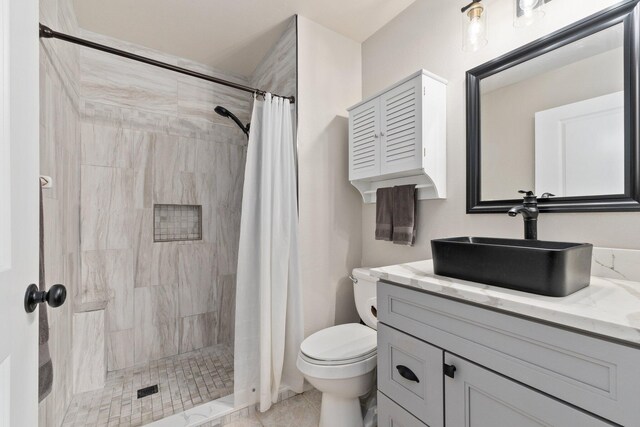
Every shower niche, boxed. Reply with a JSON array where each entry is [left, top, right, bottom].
[[153, 204, 203, 242]]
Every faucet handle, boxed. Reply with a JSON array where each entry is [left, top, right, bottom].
[[540, 192, 555, 199], [518, 190, 535, 196]]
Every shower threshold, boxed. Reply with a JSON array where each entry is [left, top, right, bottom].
[[147, 393, 235, 427], [62, 344, 234, 426]]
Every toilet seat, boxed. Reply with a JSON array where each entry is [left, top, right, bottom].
[[297, 351, 377, 380], [297, 323, 377, 380], [299, 348, 376, 366], [300, 323, 376, 362]]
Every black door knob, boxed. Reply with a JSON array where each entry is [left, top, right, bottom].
[[24, 284, 67, 313]]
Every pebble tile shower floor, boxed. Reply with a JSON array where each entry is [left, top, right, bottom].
[[62, 344, 234, 427]]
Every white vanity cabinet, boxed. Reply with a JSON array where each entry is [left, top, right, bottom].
[[376, 281, 640, 427], [348, 70, 447, 203]]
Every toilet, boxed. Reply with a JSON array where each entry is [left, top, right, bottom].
[[297, 268, 378, 427]]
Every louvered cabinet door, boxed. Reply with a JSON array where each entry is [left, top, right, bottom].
[[380, 78, 423, 175], [349, 99, 381, 181]]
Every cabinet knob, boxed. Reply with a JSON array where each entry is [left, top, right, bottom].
[[374, 133, 379, 138], [380, 132, 385, 137], [444, 363, 457, 378], [396, 365, 420, 383]]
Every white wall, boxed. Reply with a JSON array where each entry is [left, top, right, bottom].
[[360, 0, 640, 267], [297, 16, 363, 336]]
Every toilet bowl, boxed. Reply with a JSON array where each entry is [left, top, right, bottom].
[[296, 268, 378, 427]]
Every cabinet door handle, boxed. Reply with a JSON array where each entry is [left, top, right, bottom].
[[396, 365, 420, 383], [374, 133, 379, 138], [444, 363, 457, 378]]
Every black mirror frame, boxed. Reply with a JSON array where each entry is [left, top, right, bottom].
[[467, 0, 640, 213]]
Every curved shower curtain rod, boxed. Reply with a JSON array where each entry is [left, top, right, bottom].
[[39, 24, 296, 104]]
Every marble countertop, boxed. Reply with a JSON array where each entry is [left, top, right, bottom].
[[371, 259, 640, 346]]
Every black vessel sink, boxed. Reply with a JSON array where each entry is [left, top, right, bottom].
[[431, 237, 593, 297]]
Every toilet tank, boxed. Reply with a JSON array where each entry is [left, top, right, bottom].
[[352, 268, 378, 330]]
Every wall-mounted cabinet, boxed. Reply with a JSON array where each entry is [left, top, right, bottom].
[[348, 70, 447, 203]]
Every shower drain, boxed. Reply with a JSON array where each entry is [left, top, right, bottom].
[[137, 384, 159, 399]]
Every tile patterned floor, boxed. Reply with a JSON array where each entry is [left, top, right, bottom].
[[62, 344, 234, 427]]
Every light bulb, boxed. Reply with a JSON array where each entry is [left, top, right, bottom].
[[462, 2, 487, 52], [468, 18, 484, 44], [514, 0, 544, 27], [519, 0, 538, 16]]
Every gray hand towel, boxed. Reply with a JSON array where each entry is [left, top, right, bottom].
[[375, 187, 394, 241], [39, 184, 53, 402], [392, 184, 417, 246]]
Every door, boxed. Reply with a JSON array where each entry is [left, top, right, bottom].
[[534, 91, 625, 197], [380, 77, 423, 176], [444, 354, 614, 427], [0, 0, 40, 425], [349, 98, 381, 180]]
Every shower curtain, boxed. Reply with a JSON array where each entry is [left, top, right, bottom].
[[234, 94, 304, 412]]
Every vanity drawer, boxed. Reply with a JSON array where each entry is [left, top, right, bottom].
[[378, 392, 428, 427], [378, 281, 640, 427], [378, 323, 443, 427]]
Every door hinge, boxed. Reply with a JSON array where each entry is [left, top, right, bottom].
[[444, 363, 456, 378]]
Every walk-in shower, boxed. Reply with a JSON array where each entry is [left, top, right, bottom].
[[39, 9, 297, 426]]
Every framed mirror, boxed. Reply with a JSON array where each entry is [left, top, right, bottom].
[[467, 0, 640, 213]]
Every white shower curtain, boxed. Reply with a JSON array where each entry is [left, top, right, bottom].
[[234, 94, 304, 412]]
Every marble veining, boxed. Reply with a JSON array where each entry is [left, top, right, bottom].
[[180, 312, 220, 354], [80, 249, 134, 333], [178, 244, 218, 317], [39, 1, 81, 425], [80, 47, 179, 116], [134, 285, 180, 364], [72, 310, 106, 393], [250, 17, 297, 104], [107, 329, 135, 371], [81, 122, 133, 169], [591, 247, 640, 282], [372, 253, 640, 346], [76, 27, 249, 372]]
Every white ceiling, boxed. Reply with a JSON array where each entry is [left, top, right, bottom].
[[72, 0, 416, 77]]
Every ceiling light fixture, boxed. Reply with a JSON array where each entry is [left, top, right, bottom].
[[461, 0, 488, 52], [514, 0, 547, 27]]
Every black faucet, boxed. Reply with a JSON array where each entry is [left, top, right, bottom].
[[508, 190, 554, 240]]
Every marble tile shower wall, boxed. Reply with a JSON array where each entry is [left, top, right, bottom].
[[250, 17, 297, 105], [77, 29, 251, 373], [39, 0, 81, 426]]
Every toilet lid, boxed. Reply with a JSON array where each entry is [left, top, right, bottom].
[[300, 323, 376, 362]]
